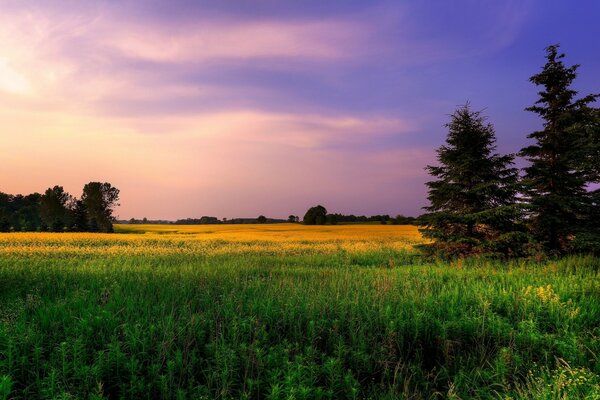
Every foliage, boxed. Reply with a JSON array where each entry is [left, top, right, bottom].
[[519, 44, 599, 253], [40, 186, 72, 232], [0, 192, 41, 232], [420, 104, 527, 258], [303, 205, 327, 225], [325, 213, 394, 224], [70, 200, 89, 232], [393, 215, 418, 225], [81, 182, 120, 233], [0, 182, 119, 233], [174, 216, 221, 224], [0, 227, 598, 399]]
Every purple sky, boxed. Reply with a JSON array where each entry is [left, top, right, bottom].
[[1, 0, 599, 219]]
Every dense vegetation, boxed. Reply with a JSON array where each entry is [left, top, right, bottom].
[[1, 225, 599, 399], [519, 46, 599, 253], [420, 45, 600, 258], [302, 205, 413, 226], [0, 182, 119, 233], [420, 104, 525, 258]]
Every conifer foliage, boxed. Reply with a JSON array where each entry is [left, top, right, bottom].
[[420, 104, 526, 257], [519, 45, 599, 253]]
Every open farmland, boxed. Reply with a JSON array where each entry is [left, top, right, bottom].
[[1, 225, 599, 399]]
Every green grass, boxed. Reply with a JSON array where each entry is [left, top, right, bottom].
[[1, 242, 599, 398]]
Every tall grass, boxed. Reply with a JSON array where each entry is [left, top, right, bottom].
[[0, 226, 598, 398]]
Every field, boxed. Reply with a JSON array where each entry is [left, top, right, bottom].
[[0, 224, 599, 399]]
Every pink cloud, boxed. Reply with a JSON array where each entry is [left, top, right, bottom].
[[104, 19, 370, 63], [0, 1, 533, 218]]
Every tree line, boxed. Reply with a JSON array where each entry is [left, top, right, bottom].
[[124, 216, 289, 224], [300, 205, 418, 225], [0, 182, 120, 233], [123, 211, 417, 226], [420, 45, 599, 258]]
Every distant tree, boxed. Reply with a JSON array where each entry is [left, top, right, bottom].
[[71, 200, 89, 232], [0, 192, 10, 231], [40, 186, 72, 232], [199, 216, 220, 224], [0, 216, 9, 232], [1, 192, 42, 231], [394, 215, 416, 225], [326, 213, 338, 225], [257, 215, 267, 224], [21, 193, 42, 231], [420, 104, 527, 258], [81, 182, 120, 233], [287, 215, 297, 223], [88, 217, 99, 232], [174, 217, 221, 224], [303, 205, 327, 225], [519, 45, 599, 253]]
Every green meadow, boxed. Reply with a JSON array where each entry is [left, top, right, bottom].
[[0, 226, 599, 399]]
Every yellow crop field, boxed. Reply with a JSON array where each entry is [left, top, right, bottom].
[[0, 223, 424, 257], [116, 223, 422, 241]]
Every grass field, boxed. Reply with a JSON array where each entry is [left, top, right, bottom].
[[1, 224, 599, 399]]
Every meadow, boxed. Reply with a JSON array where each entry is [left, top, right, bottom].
[[0, 224, 599, 399]]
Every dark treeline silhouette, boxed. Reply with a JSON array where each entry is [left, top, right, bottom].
[[126, 217, 172, 224], [123, 216, 287, 224], [302, 205, 418, 225], [0, 182, 119, 233], [420, 45, 600, 258], [327, 213, 418, 224], [175, 216, 221, 224]]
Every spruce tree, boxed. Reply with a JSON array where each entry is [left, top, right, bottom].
[[519, 45, 599, 253], [421, 104, 525, 257], [571, 107, 600, 253]]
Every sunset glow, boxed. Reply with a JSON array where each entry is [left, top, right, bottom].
[[1, 0, 599, 219]]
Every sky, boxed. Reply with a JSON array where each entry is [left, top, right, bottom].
[[1, 0, 599, 219]]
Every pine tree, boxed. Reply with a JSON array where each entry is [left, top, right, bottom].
[[519, 45, 599, 253], [420, 104, 526, 258]]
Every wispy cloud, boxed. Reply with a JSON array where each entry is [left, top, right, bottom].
[[105, 19, 370, 63], [0, 0, 541, 217]]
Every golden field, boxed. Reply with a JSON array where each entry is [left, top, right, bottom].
[[0, 223, 423, 257]]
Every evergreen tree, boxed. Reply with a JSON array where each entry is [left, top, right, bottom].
[[519, 45, 599, 253], [420, 104, 526, 257], [571, 108, 600, 253]]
